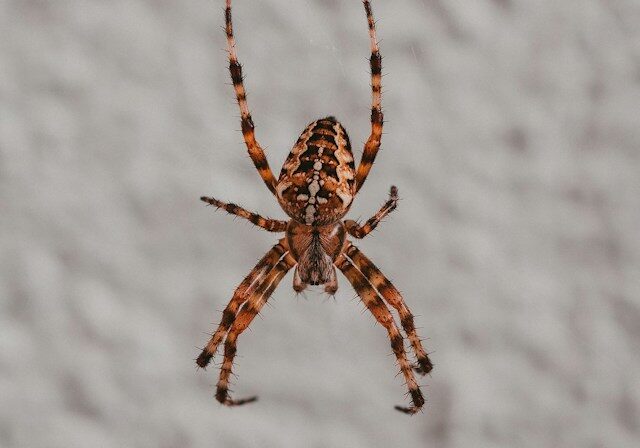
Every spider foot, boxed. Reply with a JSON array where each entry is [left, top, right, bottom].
[[219, 395, 258, 407], [230, 396, 258, 406], [394, 404, 422, 415], [394, 388, 424, 415], [412, 357, 433, 376], [389, 185, 398, 200], [216, 385, 258, 406], [196, 350, 214, 368]]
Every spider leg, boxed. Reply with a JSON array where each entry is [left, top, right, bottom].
[[345, 185, 398, 239], [355, 1, 383, 193], [224, 0, 278, 195], [336, 255, 425, 415], [344, 244, 433, 375], [216, 252, 296, 406], [200, 196, 288, 232], [196, 241, 287, 368]]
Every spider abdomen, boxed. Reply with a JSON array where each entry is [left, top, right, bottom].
[[276, 116, 356, 226]]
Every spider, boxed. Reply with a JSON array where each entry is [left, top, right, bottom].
[[196, 0, 433, 415]]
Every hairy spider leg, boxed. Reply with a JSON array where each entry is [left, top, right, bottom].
[[344, 244, 433, 375], [355, 1, 384, 193], [196, 241, 287, 368], [216, 253, 296, 405], [201, 196, 288, 232], [225, 0, 278, 194], [345, 185, 398, 238], [336, 255, 425, 415]]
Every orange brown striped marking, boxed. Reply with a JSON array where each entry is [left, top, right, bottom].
[[355, 0, 384, 193], [277, 116, 355, 226], [345, 185, 398, 238], [225, 0, 278, 194], [215, 252, 296, 405], [201, 196, 288, 232], [345, 243, 433, 375], [196, 241, 287, 368], [336, 255, 425, 415]]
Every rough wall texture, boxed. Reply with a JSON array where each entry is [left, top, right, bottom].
[[2, 0, 639, 447]]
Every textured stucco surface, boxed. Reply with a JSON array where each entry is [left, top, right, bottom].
[[2, 1, 640, 447]]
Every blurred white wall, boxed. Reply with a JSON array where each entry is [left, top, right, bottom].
[[1, 0, 639, 447]]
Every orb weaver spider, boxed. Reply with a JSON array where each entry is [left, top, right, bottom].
[[197, 0, 433, 414]]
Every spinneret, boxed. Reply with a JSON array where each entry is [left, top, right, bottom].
[[197, 0, 433, 415]]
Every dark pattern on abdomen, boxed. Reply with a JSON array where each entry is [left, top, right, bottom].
[[277, 117, 356, 226]]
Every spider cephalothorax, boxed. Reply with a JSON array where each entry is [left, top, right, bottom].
[[196, 0, 433, 415], [286, 219, 346, 292]]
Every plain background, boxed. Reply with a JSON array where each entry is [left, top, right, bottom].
[[2, 0, 639, 447]]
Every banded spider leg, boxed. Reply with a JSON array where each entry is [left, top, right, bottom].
[[336, 254, 425, 414]]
